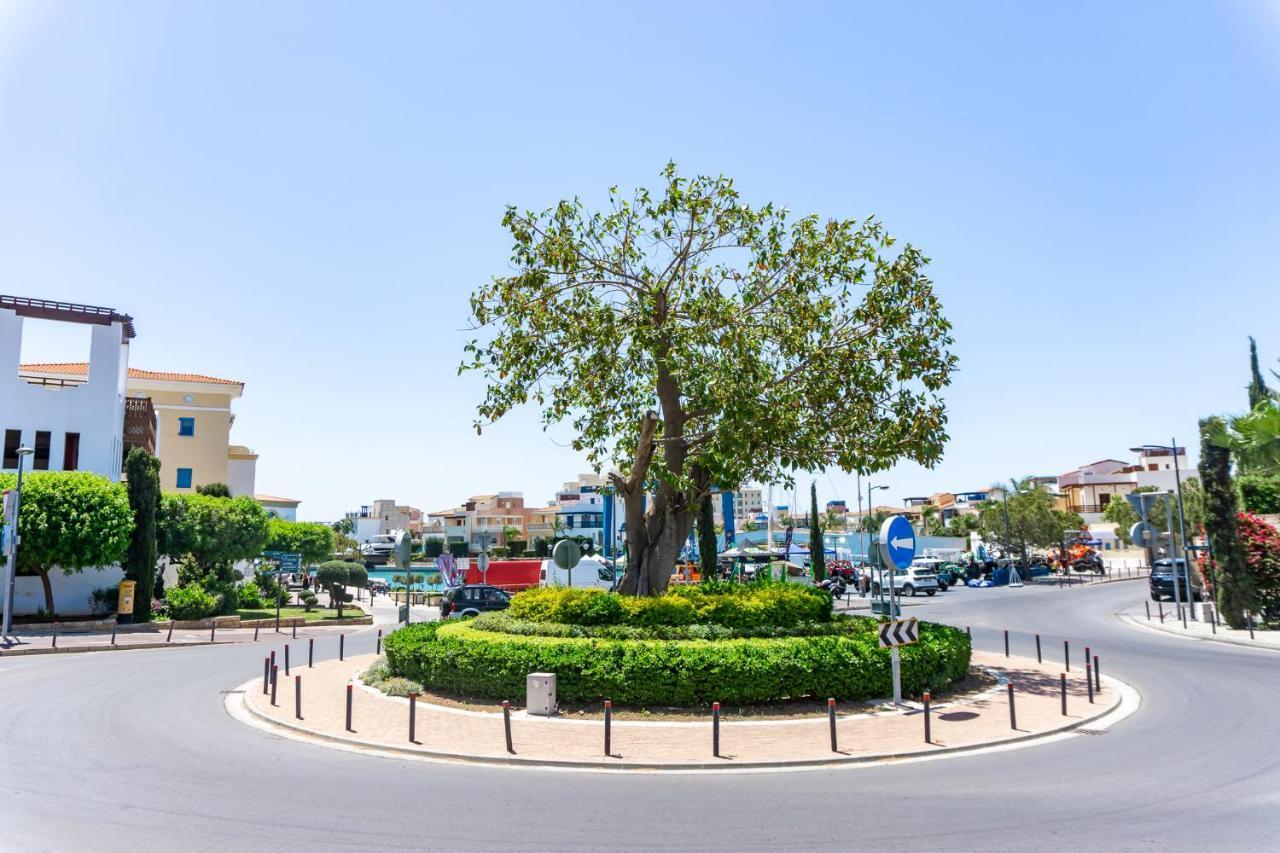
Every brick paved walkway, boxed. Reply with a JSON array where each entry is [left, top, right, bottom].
[[238, 650, 1124, 769]]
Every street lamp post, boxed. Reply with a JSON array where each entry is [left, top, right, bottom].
[[1131, 442, 1195, 621], [867, 483, 889, 614], [2, 446, 35, 636]]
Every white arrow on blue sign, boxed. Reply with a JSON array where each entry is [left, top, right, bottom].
[[878, 515, 917, 570]]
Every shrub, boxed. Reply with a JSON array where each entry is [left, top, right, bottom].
[[1239, 474, 1280, 515], [237, 583, 266, 609], [379, 677, 425, 697], [470, 611, 873, 641], [506, 583, 831, 631], [300, 590, 318, 612], [448, 542, 469, 558], [165, 583, 219, 621], [423, 538, 445, 559], [384, 618, 970, 706]]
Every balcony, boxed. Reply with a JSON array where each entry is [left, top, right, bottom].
[[123, 396, 156, 455]]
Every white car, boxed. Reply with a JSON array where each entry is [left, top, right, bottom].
[[539, 557, 616, 589], [870, 565, 939, 598]]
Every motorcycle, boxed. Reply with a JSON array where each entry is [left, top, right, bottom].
[[819, 577, 848, 598]]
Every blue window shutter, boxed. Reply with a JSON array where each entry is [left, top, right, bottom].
[[178, 417, 195, 437], [176, 468, 193, 489]]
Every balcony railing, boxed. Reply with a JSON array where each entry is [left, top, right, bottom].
[[1068, 503, 1108, 514], [123, 396, 156, 455]]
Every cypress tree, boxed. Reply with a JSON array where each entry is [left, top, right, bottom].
[[1248, 336, 1271, 410], [1198, 416, 1256, 628], [696, 493, 717, 583], [123, 447, 161, 621], [809, 481, 826, 582]]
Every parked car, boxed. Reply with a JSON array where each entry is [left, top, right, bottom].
[[871, 565, 939, 597], [1149, 559, 1205, 602], [909, 558, 958, 590], [439, 584, 512, 618], [539, 557, 616, 589]]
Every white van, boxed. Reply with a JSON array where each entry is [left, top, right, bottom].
[[539, 557, 616, 589]]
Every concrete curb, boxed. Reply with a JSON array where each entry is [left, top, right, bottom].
[[1116, 610, 1279, 653], [0, 641, 216, 657], [229, 670, 1135, 774]]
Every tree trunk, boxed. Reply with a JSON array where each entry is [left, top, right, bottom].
[[39, 569, 54, 617]]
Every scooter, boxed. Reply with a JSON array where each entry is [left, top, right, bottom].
[[819, 577, 848, 598]]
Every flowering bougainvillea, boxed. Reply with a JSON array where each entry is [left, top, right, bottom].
[[1236, 512, 1280, 624]]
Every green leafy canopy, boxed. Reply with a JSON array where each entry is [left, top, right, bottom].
[[461, 162, 956, 494]]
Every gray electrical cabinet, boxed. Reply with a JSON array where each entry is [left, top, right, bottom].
[[526, 672, 557, 716]]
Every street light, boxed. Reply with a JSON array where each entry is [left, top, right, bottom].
[[1131, 441, 1195, 621], [2, 446, 35, 636], [867, 484, 889, 614]]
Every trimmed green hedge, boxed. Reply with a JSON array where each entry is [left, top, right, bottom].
[[383, 617, 971, 706], [471, 611, 867, 641], [507, 583, 832, 630]]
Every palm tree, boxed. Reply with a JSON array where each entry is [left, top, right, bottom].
[[1217, 402, 1280, 475]]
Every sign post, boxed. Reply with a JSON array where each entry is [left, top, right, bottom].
[[878, 617, 920, 705], [877, 515, 917, 620]]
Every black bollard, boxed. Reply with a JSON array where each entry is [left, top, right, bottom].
[[1159, 602, 1165, 623], [409, 693, 417, 743], [923, 692, 931, 744], [1093, 655, 1101, 693], [1145, 601, 1150, 621], [51, 626, 57, 649], [1060, 673, 1067, 716], [1086, 663, 1094, 703], [340, 634, 345, 661], [284, 644, 290, 676], [167, 622, 174, 643], [1035, 634, 1042, 664], [502, 700, 514, 753], [1209, 607, 1217, 634], [254, 624, 259, 642], [210, 622, 216, 643], [828, 698, 838, 752], [377, 629, 382, 656], [1064, 640, 1070, 671], [308, 637, 314, 668], [263, 656, 270, 694], [345, 683, 353, 732], [1084, 646, 1091, 674], [111, 624, 117, 646], [712, 702, 721, 757], [1008, 684, 1017, 730], [295, 675, 302, 720], [270, 665, 278, 706], [605, 700, 613, 756], [1249, 614, 1255, 640], [1004, 630, 1009, 658], [292, 621, 297, 640]]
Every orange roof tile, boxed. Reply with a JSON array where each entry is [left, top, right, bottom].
[[19, 362, 243, 387]]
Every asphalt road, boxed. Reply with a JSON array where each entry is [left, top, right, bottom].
[[1, 581, 1277, 852]]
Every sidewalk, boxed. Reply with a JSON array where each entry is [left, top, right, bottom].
[[1118, 602, 1280, 652], [1, 620, 375, 656], [236, 650, 1127, 771]]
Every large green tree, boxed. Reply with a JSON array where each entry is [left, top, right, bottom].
[[264, 518, 335, 565], [0, 472, 132, 616], [1248, 336, 1272, 409], [1218, 401, 1280, 476], [1199, 416, 1256, 627], [463, 164, 955, 594], [158, 493, 269, 612], [123, 448, 161, 620], [809, 482, 825, 582], [978, 479, 1084, 559]]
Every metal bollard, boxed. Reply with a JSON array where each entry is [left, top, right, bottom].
[[923, 692, 931, 744], [284, 644, 290, 676], [1248, 614, 1255, 640], [604, 700, 613, 756], [111, 624, 117, 646], [1159, 602, 1164, 623], [52, 626, 57, 649], [828, 698, 838, 752], [1004, 630, 1009, 658], [270, 665, 278, 706], [1060, 673, 1067, 716], [263, 656, 270, 694], [308, 637, 314, 667], [502, 700, 514, 753], [1093, 655, 1100, 693], [340, 634, 345, 661], [1035, 634, 1042, 663], [254, 624, 259, 642], [167, 622, 174, 643], [275, 609, 281, 634], [1209, 607, 1216, 634], [292, 621, 297, 640], [346, 683, 354, 731], [712, 702, 721, 757], [295, 675, 302, 720], [1084, 646, 1091, 674], [1145, 601, 1150, 621], [1086, 663, 1094, 703], [210, 622, 216, 643], [377, 629, 382, 655], [1064, 640, 1070, 671], [1008, 684, 1017, 730], [409, 693, 417, 743]]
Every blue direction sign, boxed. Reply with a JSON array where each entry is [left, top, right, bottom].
[[263, 551, 302, 573], [878, 515, 917, 570]]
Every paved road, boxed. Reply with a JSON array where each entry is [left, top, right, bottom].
[[1, 582, 1276, 852]]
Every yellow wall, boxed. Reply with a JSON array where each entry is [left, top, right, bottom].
[[132, 384, 236, 492]]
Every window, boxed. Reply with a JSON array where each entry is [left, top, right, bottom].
[[176, 468, 193, 489], [178, 417, 195, 437], [63, 433, 80, 471], [3, 430, 19, 468], [33, 431, 50, 470]]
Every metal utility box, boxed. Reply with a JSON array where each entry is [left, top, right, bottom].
[[526, 672, 557, 716]]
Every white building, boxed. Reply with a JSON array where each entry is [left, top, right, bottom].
[[1, 296, 135, 479]]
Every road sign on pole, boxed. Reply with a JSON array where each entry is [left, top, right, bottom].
[[878, 617, 919, 706], [879, 516, 917, 570]]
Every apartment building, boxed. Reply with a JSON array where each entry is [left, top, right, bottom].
[[427, 492, 535, 553], [1058, 446, 1191, 520], [2, 295, 138, 479]]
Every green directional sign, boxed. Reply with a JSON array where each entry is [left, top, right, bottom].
[[263, 551, 302, 572]]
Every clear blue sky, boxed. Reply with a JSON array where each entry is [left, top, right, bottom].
[[3, 1, 1278, 521]]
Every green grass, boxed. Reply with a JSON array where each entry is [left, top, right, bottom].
[[235, 606, 364, 623]]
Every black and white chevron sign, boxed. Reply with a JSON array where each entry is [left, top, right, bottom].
[[878, 617, 919, 648]]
